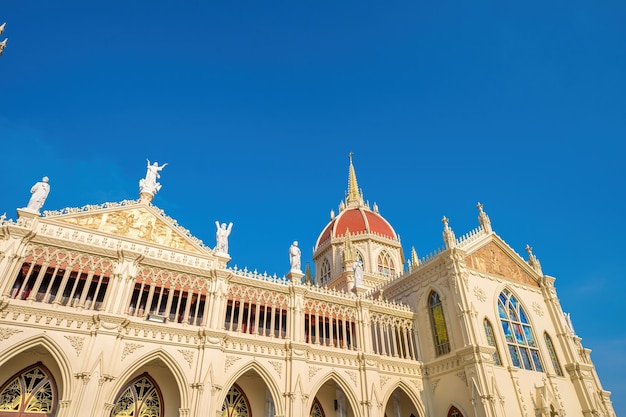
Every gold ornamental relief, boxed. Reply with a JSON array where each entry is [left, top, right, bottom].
[[58, 208, 199, 252], [465, 241, 538, 287]]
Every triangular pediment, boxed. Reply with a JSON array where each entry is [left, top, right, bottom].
[[465, 240, 539, 287], [45, 201, 208, 254]]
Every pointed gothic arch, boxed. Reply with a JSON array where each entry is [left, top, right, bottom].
[[217, 361, 283, 417], [110, 373, 164, 417], [0, 362, 58, 417], [221, 383, 251, 417], [380, 381, 425, 417], [307, 371, 361, 417], [107, 348, 188, 415], [320, 258, 331, 286], [447, 405, 464, 417], [428, 290, 450, 355], [310, 397, 325, 417], [497, 288, 544, 372], [377, 250, 395, 276], [0, 334, 72, 402]]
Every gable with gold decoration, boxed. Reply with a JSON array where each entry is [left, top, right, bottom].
[[44, 201, 208, 255]]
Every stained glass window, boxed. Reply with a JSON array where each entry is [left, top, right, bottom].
[[498, 289, 543, 372], [310, 398, 325, 417], [544, 333, 564, 377], [483, 319, 502, 366], [447, 405, 464, 417], [377, 251, 395, 276], [221, 384, 250, 417], [429, 291, 450, 355], [111, 373, 163, 417], [0, 362, 57, 416]]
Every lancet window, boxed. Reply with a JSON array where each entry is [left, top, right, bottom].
[[377, 250, 395, 276], [221, 384, 250, 417], [447, 406, 464, 417], [498, 289, 543, 372], [0, 363, 58, 417], [483, 319, 502, 365], [310, 398, 325, 417], [9, 246, 113, 311], [370, 312, 417, 360], [429, 291, 450, 355], [544, 333, 564, 376], [110, 373, 163, 417], [320, 259, 331, 286], [224, 286, 288, 338], [128, 268, 209, 325], [304, 301, 357, 349]]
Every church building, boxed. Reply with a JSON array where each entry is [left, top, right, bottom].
[[0, 156, 616, 417]]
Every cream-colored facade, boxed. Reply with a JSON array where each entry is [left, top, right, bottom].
[[0, 158, 615, 417]]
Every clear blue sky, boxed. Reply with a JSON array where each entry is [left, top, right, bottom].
[[1, 1, 625, 413]]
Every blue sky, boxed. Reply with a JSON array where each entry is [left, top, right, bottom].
[[1, 0, 625, 413]]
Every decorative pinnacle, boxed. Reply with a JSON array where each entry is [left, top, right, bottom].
[[346, 152, 364, 207], [477, 202, 492, 233], [525, 244, 533, 255], [411, 246, 420, 267]]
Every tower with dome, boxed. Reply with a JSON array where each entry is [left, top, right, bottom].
[[0, 157, 616, 417]]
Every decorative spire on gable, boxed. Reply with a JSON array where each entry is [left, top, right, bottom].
[[442, 216, 457, 249], [525, 244, 543, 275], [410, 246, 420, 270], [346, 152, 364, 207], [477, 202, 492, 233]]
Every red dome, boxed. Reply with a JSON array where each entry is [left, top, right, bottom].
[[315, 207, 397, 249]]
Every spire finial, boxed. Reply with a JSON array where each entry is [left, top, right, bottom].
[[346, 152, 363, 207], [525, 244, 543, 275], [442, 216, 457, 249], [477, 202, 492, 233], [411, 246, 420, 269]]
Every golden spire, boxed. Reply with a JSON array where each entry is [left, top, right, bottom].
[[346, 152, 363, 206], [411, 246, 420, 268]]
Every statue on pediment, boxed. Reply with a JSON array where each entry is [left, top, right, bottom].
[[215, 221, 233, 255], [24, 177, 50, 213], [140, 159, 167, 196]]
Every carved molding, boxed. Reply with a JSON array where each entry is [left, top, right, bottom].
[[178, 349, 195, 368], [0, 327, 22, 341], [225, 355, 242, 372], [269, 360, 283, 378], [64, 335, 85, 356], [121, 342, 144, 361]]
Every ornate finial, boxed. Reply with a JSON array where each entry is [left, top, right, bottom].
[[330, 209, 335, 220], [343, 228, 357, 263], [346, 153, 364, 207], [442, 216, 456, 249], [304, 262, 313, 285], [373, 202, 379, 214], [525, 244, 542, 275], [410, 246, 420, 269], [477, 202, 492, 233]]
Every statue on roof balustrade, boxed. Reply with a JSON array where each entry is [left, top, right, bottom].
[[289, 241, 301, 272], [215, 221, 233, 255], [140, 159, 167, 196], [24, 177, 50, 213]]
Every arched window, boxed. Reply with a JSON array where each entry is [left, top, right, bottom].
[[310, 397, 325, 417], [110, 373, 163, 417], [544, 333, 564, 377], [221, 384, 250, 417], [428, 291, 450, 355], [320, 259, 331, 286], [377, 251, 395, 276], [447, 405, 464, 417], [483, 319, 502, 366], [0, 363, 58, 417], [498, 289, 543, 372]]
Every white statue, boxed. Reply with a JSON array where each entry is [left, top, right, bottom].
[[140, 159, 167, 194], [215, 221, 233, 255], [353, 259, 364, 286], [25, 177, 50, 213], [289, 241, 301, 272]]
